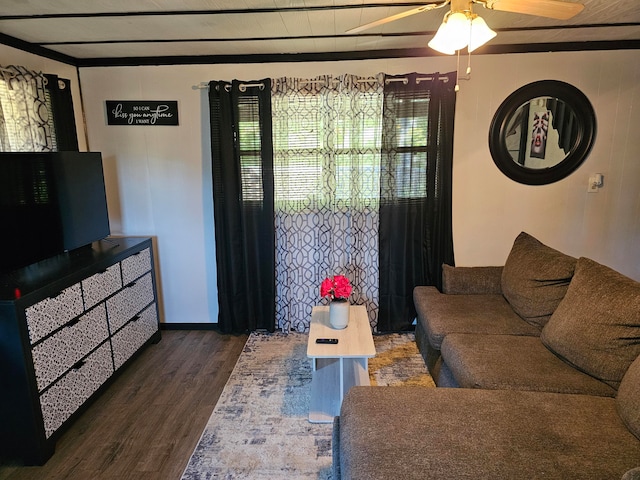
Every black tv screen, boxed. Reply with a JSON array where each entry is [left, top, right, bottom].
[[0, 151, 110, 272]]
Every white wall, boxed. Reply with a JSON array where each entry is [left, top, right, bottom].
[[59, 49, 640, 323], [452, 50, 640, 274]]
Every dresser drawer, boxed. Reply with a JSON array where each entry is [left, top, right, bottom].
[[25, 283, 84, 344], [111, 304, 158, 370], [31, 304, 109, 392], [82, 264, 122, 309], [106, 272, 154, 333], [39, 342, 114, 438], [121, 248, 151, 285]]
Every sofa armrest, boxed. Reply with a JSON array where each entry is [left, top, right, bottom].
[[442, 264, 504, 295]]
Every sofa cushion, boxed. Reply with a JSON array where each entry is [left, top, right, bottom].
[[338, 386, 640, 479], [442, 264, 503, 295], [501, 232, 576, 328], [617, 354, 640, 441], [414, 286, 540, 351], [441, 333, 616, 396], [541, 257, 640, 389]]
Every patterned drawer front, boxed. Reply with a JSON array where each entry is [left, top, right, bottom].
[[106, 272, 154, 333], [25, 283, 84, 344], [31, 304, 109, 392], [121, 248, 151, 285], [39, 342, 114, 438], [82, 264, 122, 309], [111, 304, 158, 370]]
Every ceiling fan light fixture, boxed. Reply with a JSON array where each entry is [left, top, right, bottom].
[[428, 12, 469, 54], [468, 15, 497, 52], [428, 9, 496, 55], [427, 29, 455, 54]]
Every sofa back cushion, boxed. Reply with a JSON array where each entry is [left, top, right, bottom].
[[501, 232, 576, 328], [442, 265, 503, 295], [541, 257, 640, 389], [617, 353, 640, 441]]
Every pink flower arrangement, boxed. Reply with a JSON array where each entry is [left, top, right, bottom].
[[320, 274, 352, 300]]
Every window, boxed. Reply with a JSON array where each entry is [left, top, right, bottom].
[[383, 93, 432, 199], [272, 82, 383, 211], [238, 96, 265, 202]]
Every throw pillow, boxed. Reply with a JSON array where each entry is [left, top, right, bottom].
[[541, 257, 640, 389], [617, 354, 640, 441], [501, 232, 576, 328]]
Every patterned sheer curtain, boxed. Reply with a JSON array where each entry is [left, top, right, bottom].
[[0, 65, 55, 152], [271, 74, 384, 333]]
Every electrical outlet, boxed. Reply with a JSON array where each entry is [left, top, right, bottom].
[[588, 173, 603, 193]]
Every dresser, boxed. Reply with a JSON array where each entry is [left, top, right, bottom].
[[0, 236, 161, 465]]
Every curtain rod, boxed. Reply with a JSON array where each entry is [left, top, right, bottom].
[[297, 76, 448, 85], [385, 75, 450, 84], [195, 74, 449, 90], [297, 78, 380, 86], [195, 81, 265, 91], [196, 78, 366, 89], [299, 78, 339, 86]]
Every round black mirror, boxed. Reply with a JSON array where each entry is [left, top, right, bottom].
[[489, 80, 596, 185]]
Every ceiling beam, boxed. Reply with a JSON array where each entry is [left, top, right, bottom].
[[74, 40, 640, 67], [0, 32, 77, 65], [0, 3, 429, 20], [37, 22, 640, 46]]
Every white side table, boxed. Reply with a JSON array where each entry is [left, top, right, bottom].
[[306, 305, 376, 423]]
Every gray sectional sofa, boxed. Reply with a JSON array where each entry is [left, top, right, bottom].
[[333, 232, 640, 479]]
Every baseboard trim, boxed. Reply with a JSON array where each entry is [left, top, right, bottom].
[[160, 323, 221, 331]]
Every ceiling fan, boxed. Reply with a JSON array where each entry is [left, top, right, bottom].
[[348, 0, 585, 33], [347, 0, 584, 87], [348, 0, 585, 53]]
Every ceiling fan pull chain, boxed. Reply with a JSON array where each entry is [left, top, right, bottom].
[[455, 49, 460, 92], [467, 18, 473, 76]]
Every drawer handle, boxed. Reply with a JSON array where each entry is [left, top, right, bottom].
[[72, 360, 86, 370], [50, 291, 64, 299], [97, 269, 107, 274], [130, 314, 141, 322], [125, 281, 137, 288]]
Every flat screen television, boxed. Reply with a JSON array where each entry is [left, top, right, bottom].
[[0, 151, 111, 272]]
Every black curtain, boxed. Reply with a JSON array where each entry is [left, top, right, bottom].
[[547, 98, 577, 153], [378, 72, 456, 332], [208, 79, 275, 334], [44, 74, 78, 151]]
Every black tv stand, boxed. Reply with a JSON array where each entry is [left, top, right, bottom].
[[98, 237, 121, 248], [0, 236, 161, 465]]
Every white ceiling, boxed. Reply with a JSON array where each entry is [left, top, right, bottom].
[[0, 0, 638, 66]]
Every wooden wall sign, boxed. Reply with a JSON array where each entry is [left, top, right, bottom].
[[106, 101, 179, 126]]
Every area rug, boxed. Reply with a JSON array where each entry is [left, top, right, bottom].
[[181, 331, 433, 480]]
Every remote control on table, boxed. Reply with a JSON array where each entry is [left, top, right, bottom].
[[315, 338, 338, 344]]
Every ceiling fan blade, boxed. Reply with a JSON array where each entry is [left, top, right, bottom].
[[485, 0, 584, 20], [346, 2, 448, 34]]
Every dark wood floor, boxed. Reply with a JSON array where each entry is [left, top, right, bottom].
[[0, 330, 248, 480]]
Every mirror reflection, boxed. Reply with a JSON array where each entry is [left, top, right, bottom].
[[504, 96, 578, 170], [489, 80, 596, 185]]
